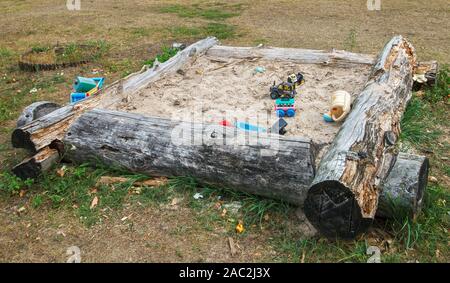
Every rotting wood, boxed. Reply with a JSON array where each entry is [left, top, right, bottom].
[[304, 35, 417, 239], [12, 146, 60, 180]]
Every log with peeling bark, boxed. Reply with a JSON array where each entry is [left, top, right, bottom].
[[377, 153, 429, 219], [61, 108, 317, 204], [304, 35, 417, 239], [11, 37, 219, 153], [206, 45, 376, 66]]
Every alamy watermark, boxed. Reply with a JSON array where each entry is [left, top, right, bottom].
[[66, 246, 81, 263], [66, 0, 81, 11], [367, 0, 381, 11]]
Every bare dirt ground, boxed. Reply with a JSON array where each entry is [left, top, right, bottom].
[[0, 0, 448, 263]]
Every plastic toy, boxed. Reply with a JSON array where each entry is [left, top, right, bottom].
[[323, 112, 334, 122], [268, 118, 288, 135], [218, 119, 288, 135], [274, 97, 296, 117], [270, 81, 296, 99], [70, 77, 105, 104], [270, 72, 305, 100], [329, 90, 351, 122]]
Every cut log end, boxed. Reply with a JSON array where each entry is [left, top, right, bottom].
[[11, 129, 35, 152], [377, 153, 429, 218], [304, 180, 372, 239]]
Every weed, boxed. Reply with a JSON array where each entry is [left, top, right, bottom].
[[0, 172, 33, 195], [204, 23, 236, 40], [143, 46, 179, 67]]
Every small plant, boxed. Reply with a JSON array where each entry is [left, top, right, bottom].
[[144, 46, 179, 67], [0, 172, 33, 195]]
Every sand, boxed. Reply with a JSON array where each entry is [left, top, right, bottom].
[[107, 55, 371, 145]]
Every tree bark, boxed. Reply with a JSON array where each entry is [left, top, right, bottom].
[[11, 37, 219, 153], [62, 108, 317, 205], [304, 35, 417, 239]]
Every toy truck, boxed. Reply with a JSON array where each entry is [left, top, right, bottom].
[[269, 72, 305, 100]]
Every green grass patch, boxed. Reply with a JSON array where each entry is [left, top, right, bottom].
[[169, 23, 237, 40], [143, 46, 179, 67], [159, 2, 242, 21], [400, 96, 441, 147], [423, 65, 449, 103]]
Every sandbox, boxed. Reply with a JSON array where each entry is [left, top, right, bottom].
[[105, 55, 371, 146], [13, 36, 432, 239]]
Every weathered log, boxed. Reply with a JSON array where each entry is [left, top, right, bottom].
[[62, 108, 317, 205], [11, 37, 219, 153], [377, 153, 429, 219], [12, 146, 60, 180], [304, 35, 417, 239], [16, 101, 61, 128], [206, 45, 376, 66]]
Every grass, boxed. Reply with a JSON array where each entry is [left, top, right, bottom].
[[170, 23, 237, 40], [159, 3, 243, 21], [143, 46, 179, 67], [343, 28, 358, 51]]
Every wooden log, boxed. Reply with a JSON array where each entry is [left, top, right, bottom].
[[12, 146, 60, 180], [377, 153, 429, 219], [304, 35, 417, 239], [16, 101, 61, 128], [11, 37, 219, 153], [206, 45, 376, 66], [62, 108, 317, 205]]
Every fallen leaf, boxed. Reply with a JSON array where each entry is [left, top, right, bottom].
[[228, 237, 237, 256], [264, 214, 270, 221], [90, 196, 99, 209], [171, 198, 182, 206], [214, 202, 222, 210], [135, 177, 168, 187], [428, 176, 438, 183], [56, 166, 66, 177], [96, 176, 128, 186], [17, 206, 26, 213], [221, 208, 227, 217], [19, 190, 26, 198], [236, 221, 245, 234]]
